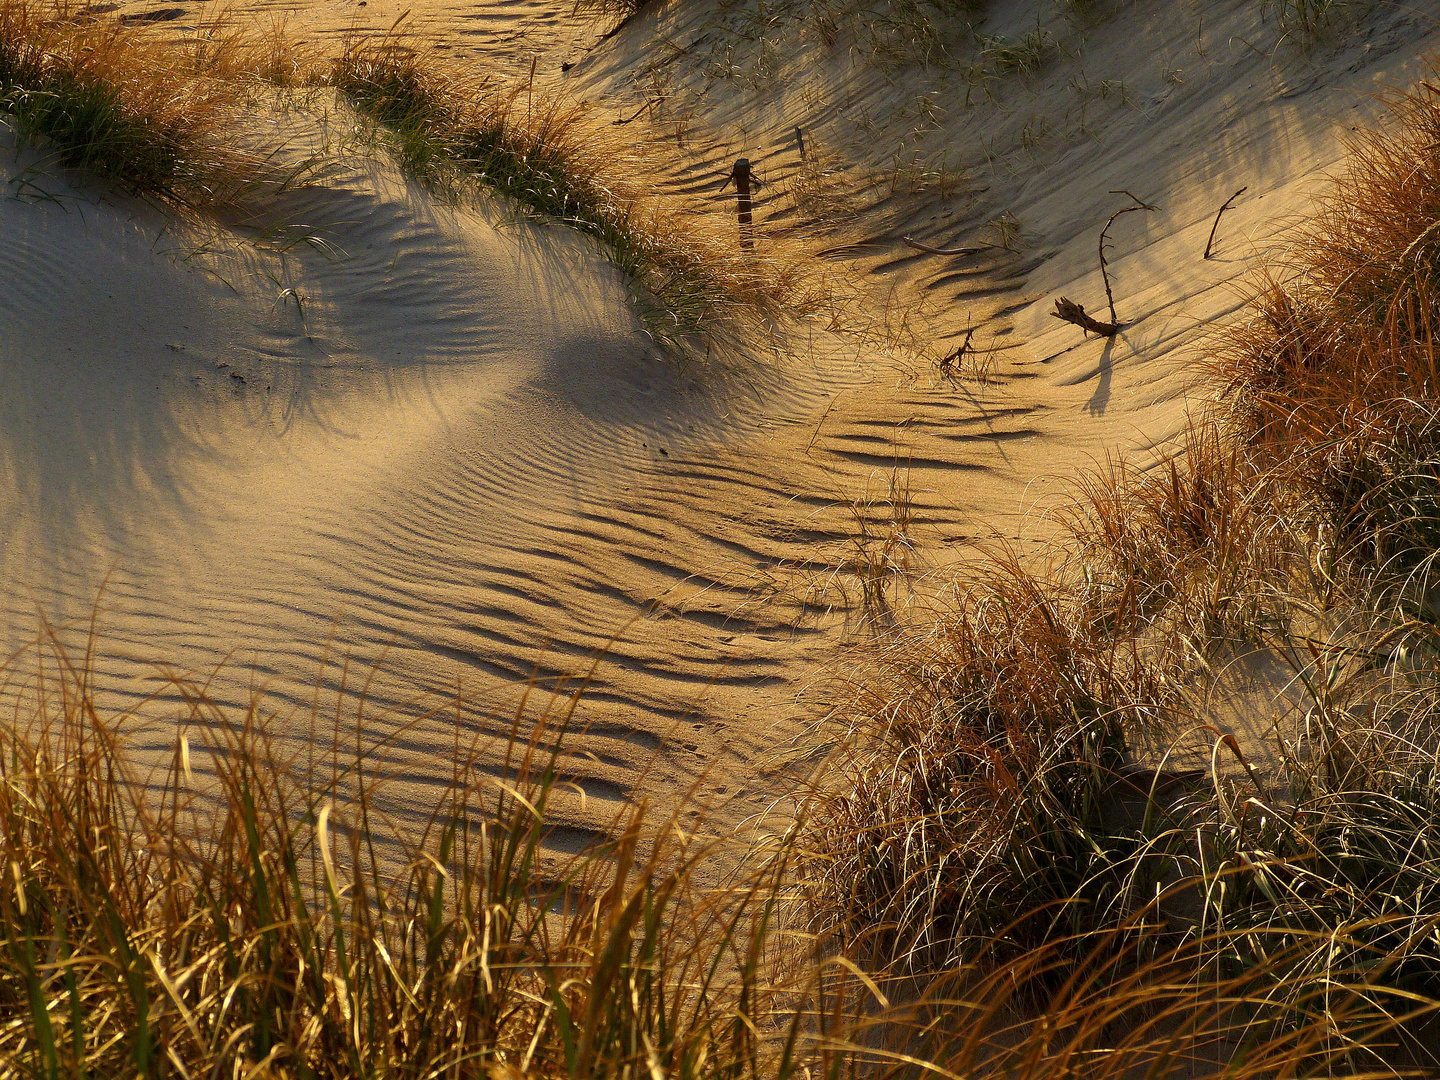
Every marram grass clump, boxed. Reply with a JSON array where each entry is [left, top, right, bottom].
[[328, 41, 817, 344], [802, 66, 1440, 1072], [0, 643, 804, 1079], [1, 639, 1436, 1079], [0, 0, 303, 206]]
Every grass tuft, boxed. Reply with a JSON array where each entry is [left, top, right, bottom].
[[802, 64, 1440, 1073], [328, 40, 818, 346], [0, 634, 802, 1078], [976, 24, 1060, 78], [1267, 0, 1374, 44], [1, 633, 1437, 1077], [0, 0, 297, 206]]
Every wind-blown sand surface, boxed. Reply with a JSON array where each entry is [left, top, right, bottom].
[[0, 112, 871, 846], [2, 0, 1437, 852]]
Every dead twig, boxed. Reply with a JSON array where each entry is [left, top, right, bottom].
[[1052, 296, 1119, 337], [613, 99, 654, 125], [937, 326, 977, 373], [1204, 186, 1247, 259], [1109, 190, 1153, 209], [1099, 190, 1157, 326], [902, 235, 996, 257]]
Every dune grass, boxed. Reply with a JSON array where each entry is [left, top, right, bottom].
[[327, 41, 815, 345], [0, 0, 304, 206], [2, 633, 1438, 1078], [3, 2, 1440, 1074], [1267, 0, 1375, 44], [739, 0, 989, 72], [801, 64, 1440, 1073], [568, 0, 651, 25], [1217, 76, 1440, 573], [0, 2, 813, 346], [0, 635, 811, 1079]]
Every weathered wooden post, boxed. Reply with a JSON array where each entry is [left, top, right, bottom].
[[719, 158, 761, 252]]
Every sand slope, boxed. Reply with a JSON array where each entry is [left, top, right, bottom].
[[562, 0, 1438, 583]]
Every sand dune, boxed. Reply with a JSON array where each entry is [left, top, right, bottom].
[[0, 106, 864, 841], [3, 0, 1438, 850]]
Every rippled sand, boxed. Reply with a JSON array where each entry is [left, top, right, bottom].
[[3, 0, 1436, 852]]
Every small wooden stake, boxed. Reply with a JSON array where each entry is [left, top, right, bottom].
[[720, 158, 760, 252]]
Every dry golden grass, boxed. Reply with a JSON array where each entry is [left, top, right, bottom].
[[327, 38, 828, 347], [0, 3, 827, 347], [801, 68, 1440, 1074], [802, 555, 1179, 970], [0, 0, 313, 206], [1063, 427, 1313, 650], [1, 632, 1437, 1078], [0, 632, 806, 1079], [6, 4, 1440, 1074], [1214, 77, 1440, 573]]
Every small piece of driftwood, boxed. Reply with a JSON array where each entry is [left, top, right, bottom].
[[902, 235, 995, 257], [1204, 186, 1247, 259], [1052, 296, 1120, 337]]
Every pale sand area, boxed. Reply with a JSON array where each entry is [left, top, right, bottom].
[[2, 0, 1437, 849]]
